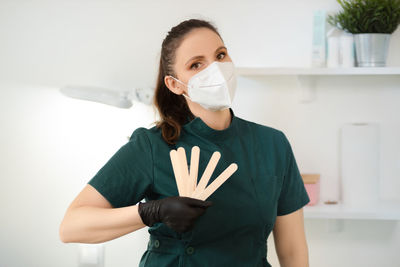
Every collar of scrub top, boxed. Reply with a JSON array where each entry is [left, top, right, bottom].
[[183, 108, 238, 141]]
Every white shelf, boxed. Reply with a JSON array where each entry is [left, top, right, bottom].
[[303, 199, 400, 220], [236, 66, 400, 102], [236, 66, 400, 76]]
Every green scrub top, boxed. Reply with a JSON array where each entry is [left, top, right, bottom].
[[88, 108, 310, 267]]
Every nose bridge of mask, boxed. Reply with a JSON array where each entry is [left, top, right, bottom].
[[190, 61, 233, 88]]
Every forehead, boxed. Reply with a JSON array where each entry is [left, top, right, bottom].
[[175, 28, 224, 65]]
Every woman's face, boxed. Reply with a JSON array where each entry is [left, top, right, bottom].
[[164, 27, 233, 96]]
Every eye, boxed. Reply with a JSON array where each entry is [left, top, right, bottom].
[[217, 51, 226, 60], [190, 51, 227, 70], [190, 62, 201, 70]]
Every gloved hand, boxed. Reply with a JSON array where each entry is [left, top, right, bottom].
[[138, 196, 213, 233]]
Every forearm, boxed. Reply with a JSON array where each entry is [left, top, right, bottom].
[[60, 204, 146, 244], [278, 248, 309, 267]]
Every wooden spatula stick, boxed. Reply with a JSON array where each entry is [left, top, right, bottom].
[[189, 146, 200, 196], [177, 147, 190, 197], [196, 163, 238, 201], [192, 151, 221, 197], [169, 149, 184, 196]]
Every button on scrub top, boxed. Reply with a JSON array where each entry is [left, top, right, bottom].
[[88, 108, 310, 267]]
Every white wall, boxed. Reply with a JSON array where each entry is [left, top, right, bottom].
[[0, 0, 399, 266]]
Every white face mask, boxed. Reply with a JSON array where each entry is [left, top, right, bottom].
[[169, 61, 237, 111]]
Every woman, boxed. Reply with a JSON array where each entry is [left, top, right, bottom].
[[59, 18, 310, 267]]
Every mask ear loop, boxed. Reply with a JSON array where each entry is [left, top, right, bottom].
[[168, 75, 192, 100]]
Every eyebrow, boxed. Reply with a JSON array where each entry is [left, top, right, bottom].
[[185, 46, 227, 66]]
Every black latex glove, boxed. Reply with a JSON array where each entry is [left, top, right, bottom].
[[138, 196, 213, 233]]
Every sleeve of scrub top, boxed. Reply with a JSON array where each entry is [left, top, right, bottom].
[[87, 127, 153, 208], [276, 132, 310, 216]]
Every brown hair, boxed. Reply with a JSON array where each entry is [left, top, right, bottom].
[[153, 18, 223, 145]]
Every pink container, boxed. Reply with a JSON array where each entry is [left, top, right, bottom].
[[301, 174, 320, 206]]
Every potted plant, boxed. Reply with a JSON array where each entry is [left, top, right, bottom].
[[327, 0, 400, 67]]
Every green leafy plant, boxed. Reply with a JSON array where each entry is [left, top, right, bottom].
[[327, 0, 400, 34]]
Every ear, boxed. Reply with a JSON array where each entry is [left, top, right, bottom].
[[164, 75, 185, 95]]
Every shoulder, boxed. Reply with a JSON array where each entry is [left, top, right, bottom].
[[124, 126, 163, 160], [129, 126, 150, 141], [128, 124, 164, 144]]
